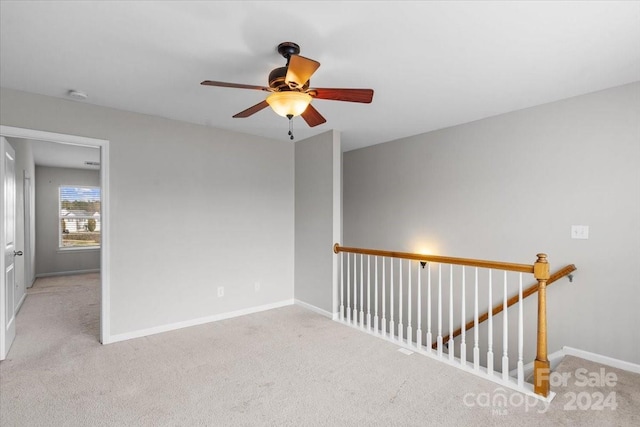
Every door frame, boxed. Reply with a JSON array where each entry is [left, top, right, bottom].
[[0, 125, 111, 344], [23, 172, 33, 289]]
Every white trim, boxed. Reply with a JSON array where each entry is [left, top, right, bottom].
[[295, 298, 337, 319], [57, 247, 100, 253], [108, 299, 295, 344], [99, 140, 110, 343], [0, 126, 110, 345], [0, 126, 106, 148], [563, 346, 640, 374], [0, 137, 8, 359], [35, 269, 100, 278], [15, 292, 27, 314], [513, 347, 640, 379]]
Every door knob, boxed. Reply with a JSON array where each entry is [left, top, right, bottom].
[[14, 250, 23, 256]]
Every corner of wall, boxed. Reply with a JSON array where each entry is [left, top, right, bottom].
[[294, 130, 342, 314]]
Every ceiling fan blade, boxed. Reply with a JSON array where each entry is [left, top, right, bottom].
[[285, 55, 320, 88], [309, 88, 374, 103], [232, 100, 270, 118], [201, 80, 270, 91], [300, 104, 326, 127]]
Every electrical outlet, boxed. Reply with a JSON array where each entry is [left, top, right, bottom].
[[571, 225, 589, 239], [217, 286, 224, 297], [254, 282, 261, 292]]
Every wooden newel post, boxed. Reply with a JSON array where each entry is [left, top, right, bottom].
[[533, 253, 550, 397]]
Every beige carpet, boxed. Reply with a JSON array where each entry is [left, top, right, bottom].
[[1, 274, 638, 426]]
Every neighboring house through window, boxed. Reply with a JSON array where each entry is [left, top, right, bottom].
[[59, 185, 101, 249]]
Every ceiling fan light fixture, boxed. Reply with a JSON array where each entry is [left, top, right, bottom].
[[266, 91, 312, 118]]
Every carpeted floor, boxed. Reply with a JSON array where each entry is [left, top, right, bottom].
[[1, 273, 638, 426]]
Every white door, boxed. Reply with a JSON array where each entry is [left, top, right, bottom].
[[1, 137, 17, 360]]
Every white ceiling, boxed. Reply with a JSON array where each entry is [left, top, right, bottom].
[[1, 1, 639, 151], [9, 138, 100, 170]]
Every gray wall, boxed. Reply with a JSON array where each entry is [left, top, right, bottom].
[[34, 166, 100, 276], [6, 138, 35, 308], [343, 82, 640, 364], [1, 87, 295, 337], [294, 130, 341, 314]]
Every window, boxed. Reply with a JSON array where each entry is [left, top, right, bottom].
[[59, 186, 101, 249]]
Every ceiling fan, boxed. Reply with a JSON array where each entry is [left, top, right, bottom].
[[201, 42, 374, 139]]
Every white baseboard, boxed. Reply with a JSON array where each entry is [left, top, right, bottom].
[[294, 299, 337, 319], [563, 346, 640, 374], [106, 299, 295, 344], [512, 347, 640, 378], [36, 269, 100, 278], [15, 292, 27, 314]]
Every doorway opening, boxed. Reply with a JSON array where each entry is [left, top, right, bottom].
[[0, 126, 110, 360]]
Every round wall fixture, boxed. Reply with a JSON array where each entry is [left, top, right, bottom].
[[67, 90, 88, 100]]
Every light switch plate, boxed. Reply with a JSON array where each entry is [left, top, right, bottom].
[[571, 225, 589, 239]]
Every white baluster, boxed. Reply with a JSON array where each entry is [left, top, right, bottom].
[[448, 265, 454, 361], [426, 263, 432, 353], [487, 269, 494, 376], [374, 256, 379, 334], [353, 254, 358, 324], [367, 255, 371, 331], [389, 258, 395, 340], [473, 267, 479, 371], [340, 252, 344, 321], [347, 252, 351, 323], [417, 262, 422, 349], [359, 254, 364, 327], [517, 273, 524, 387], [437, 264, 443, 358], [407, 260, 412, 345], [502, 271, 509, 381], [460, 266, 467, 368], [382, 257, 387, 336], [398, 259, 404, 342]]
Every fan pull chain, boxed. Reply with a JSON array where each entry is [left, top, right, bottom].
[[287, 114, 294, 140]]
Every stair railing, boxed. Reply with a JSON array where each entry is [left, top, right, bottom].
[[333, 243, 569, 399], [434, 264, 576, 348]]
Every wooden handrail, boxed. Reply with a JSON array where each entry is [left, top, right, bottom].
[[432, 264, 576, 349], [333, 244, 534, 273]]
